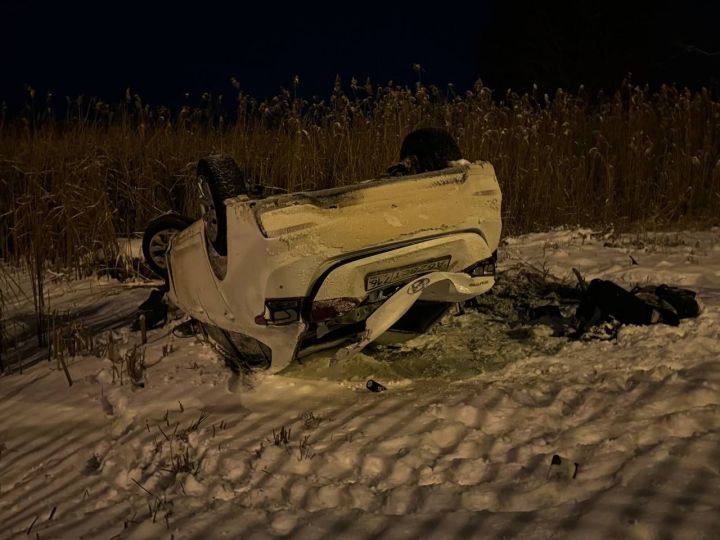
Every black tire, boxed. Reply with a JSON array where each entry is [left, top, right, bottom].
[[196, 155, 249, 256], [142, 213, 195, 278], [399, 128, 462, 173]]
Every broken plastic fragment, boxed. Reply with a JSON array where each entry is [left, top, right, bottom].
[[334, 271, 494, 362]]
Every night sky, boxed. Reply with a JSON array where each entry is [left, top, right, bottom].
[[2, 0, 719, 109]]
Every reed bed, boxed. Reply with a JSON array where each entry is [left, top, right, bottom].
[[1, 78, 719, 276]]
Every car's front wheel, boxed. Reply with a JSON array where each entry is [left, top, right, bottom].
[[142, 213, 195, 279]]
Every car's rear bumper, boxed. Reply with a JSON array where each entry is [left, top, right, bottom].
[[166, 161, 502, 372]]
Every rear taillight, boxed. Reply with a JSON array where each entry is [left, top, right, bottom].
[[254, 298, 303, 325], [466, 251, 497, 277]]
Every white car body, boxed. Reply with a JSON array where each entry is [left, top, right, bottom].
[[166, 161, 502, 372]]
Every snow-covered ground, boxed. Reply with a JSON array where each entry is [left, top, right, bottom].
[[1, 228, 720, 539]]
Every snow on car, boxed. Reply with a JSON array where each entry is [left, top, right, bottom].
[[142, 129, 502, 372]]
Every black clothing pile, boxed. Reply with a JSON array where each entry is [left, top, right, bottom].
[[577, 280, 701, 329], [471, 266, 702, 342]]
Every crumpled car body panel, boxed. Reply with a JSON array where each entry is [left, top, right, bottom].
[[167, 162, 502, 372]]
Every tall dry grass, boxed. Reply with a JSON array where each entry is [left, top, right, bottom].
[[1, 78, 719, 277]]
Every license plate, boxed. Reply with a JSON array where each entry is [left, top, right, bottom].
[[365, 256, 451, 291]]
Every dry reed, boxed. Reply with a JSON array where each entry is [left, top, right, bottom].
[[1, 78, 719, 278]]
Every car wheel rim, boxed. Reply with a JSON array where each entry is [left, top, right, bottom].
[[148, 228, 178, 269], [198, 175, 218, 243]]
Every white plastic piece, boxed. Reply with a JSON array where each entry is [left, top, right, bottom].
[[334, 271, 494, 362]]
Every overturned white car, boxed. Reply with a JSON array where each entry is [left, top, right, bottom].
[[142, 129, 502, 373]]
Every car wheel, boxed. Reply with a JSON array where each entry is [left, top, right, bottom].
[[196, 155, 250, 256], [142, 213, 195, 278], [399, 128, 462, 173]]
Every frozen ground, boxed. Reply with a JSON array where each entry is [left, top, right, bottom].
[[1, 228, 720, 539]]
